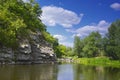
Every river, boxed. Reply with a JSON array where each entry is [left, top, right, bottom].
[[0, 64, 120, 80]]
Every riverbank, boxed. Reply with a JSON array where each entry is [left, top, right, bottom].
[[57, 57, 120, 67], [72, 57, 120, 67]]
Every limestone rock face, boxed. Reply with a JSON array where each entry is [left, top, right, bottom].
[[0, 47, 14, 64], [0, 31, 57, 64]]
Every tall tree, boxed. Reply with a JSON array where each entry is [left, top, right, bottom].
[[82, 32, 102, 57], [73, 36, 83, 57], [106, 20, 120, 60]]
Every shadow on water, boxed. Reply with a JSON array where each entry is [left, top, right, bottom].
[[0, 64, 120, 80]]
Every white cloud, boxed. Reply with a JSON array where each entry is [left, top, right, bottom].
[[66, 29, 76, 33], [110, 3, 120, 11], [67, 20, 111, 38], [22, 0, 29, 3], [59, 42, 73, 47], [53, 34, 73, 47], [41, 6, 83, 28], [53, 34, 66, 41]]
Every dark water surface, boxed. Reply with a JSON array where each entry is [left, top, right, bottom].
[[0, 64, 120, 80]]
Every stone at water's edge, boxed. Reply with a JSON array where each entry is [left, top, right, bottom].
[[0, 31, 57, 64]]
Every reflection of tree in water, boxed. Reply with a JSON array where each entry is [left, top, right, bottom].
[[73, 64, 83, 80], [57, 64, 74, 80], [0, 64, 58, 80], [73, 64, 120, 80], [73, 64, 96, 80], [103, 67, 120, 80], [0, 64, 120, 80]]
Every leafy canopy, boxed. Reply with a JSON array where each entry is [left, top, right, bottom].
[[0, 0, 46, 48]]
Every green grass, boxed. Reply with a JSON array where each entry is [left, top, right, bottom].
[[73, 57, 120, 67]]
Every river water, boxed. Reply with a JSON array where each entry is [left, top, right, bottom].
[[0, 64, 120, 80]]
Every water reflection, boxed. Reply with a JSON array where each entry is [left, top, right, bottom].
[[57, 64, 73, 80], [0, 64, 57, 80], [73, 64, 120, 80], [0, 64, 120, 80]]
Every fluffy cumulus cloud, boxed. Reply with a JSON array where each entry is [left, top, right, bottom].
[[67, 20, 111, 38], [53, 34, 66, 41], [60, 42, 73, 47], [110, 3, 120, 11], [22, 0, 29, 3], [41, 6, 83, 28]]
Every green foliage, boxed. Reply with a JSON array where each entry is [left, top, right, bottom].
[[53, 41, 73, 58], [0, 1, 27, 48], [65, 47, 73, 56], [0, 0, 46, 48], [52, 38, 59, 58], [54, 44, 67, 58], [73, 57, 120, 67], [106, 20, 120, 60], [73, 32, 102, 58], [82, 32, 102, 57], [57, 45, 66, 57], [73, 36, 83, 57], [72, 20, 120, 60], [42, 31, 56, 44]]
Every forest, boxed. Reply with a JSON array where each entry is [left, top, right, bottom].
[[59, 20, 120, 61]]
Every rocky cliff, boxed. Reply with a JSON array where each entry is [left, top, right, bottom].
[[0, 31, 57, 64]]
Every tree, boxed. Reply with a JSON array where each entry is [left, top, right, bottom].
[[0, 0, 45, 48], [65, 47, 73, 57], [0, 0, 26, 47], [82, 32, 102, 57], [106, 20, 120, 60], [73, 36, 83, 57], [54, 44, 67, 58]]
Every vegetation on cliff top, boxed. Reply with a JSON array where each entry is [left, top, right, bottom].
[[0, 0, 42, 47], [0, 0, 57, 48], [0, 0, 70, 58]]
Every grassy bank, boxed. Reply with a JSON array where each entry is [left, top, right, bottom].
[[73, 57, 120, 67]]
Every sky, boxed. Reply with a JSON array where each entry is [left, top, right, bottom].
[[34, 0, 120, 47]]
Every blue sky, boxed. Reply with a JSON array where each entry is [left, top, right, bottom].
[[35, 0, 120, 47]]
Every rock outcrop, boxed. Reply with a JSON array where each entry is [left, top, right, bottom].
[[0, 31, 57, 64]]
